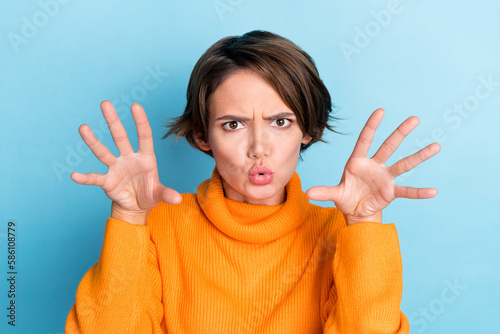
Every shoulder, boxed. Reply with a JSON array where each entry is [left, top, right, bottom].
[[304, 202, 347, 239], [305, 202, 345, 226], [150, 193, 200, 217], [147, 193, 202, 232]]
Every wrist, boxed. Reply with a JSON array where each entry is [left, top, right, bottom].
[[111, 202, 151, 226], [344, 212, 382, 226]]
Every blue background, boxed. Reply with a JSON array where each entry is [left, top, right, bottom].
[[1, 0, 499, 333]]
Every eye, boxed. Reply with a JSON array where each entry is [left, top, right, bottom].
[[222, 121, 243, 130], [271, 118, 291, 127]]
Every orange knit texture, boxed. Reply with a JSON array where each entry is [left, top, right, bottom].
[[65, 169, 410, 333]]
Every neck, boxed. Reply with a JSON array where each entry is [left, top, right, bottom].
[[221, 178, 286, 206]]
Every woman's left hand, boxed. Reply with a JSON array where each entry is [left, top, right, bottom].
[[306, 108, 441, 226]]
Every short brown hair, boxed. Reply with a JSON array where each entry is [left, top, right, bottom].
[[163, 30, 340, 156]]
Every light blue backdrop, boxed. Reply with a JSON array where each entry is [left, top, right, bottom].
[[1, 0, 499, 333]]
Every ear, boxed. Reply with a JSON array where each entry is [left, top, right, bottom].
[[301, 133, 312, 145], [195, 133, 211, 151]]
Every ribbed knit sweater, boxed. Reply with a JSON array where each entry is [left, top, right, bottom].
[[65, 168, 410, 333]]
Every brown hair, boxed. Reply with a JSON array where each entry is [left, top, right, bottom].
[[163, 30, 340, 156]]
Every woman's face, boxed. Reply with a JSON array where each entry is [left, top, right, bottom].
[[197, 70, 311, 206]]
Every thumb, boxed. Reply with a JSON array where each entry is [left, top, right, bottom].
[[306, 185, 342, 203], [155, 184, 183, 205]]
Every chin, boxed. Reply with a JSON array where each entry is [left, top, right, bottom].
[[244, 185, 283, 204]]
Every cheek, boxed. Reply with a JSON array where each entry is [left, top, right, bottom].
[[210, 137, 246, 177], [277, 132, 303, 156], [280, 136, 303, 170]]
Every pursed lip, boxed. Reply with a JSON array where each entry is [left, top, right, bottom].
[[249, 165, 273, 176], [248, 165, 274, 185]]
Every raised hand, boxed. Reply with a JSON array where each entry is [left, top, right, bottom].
[[71, 101, 182, 225], [306, 108, 440, 226]]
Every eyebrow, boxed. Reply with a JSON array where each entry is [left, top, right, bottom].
[[215, 112, 296, 122]]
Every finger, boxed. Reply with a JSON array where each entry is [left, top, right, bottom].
[[395, 186, 438, 199], [372, 116, 419, 164], [100, 100, 135, 155], [154, 184, 182, 205], [71, 172, 107, 187], [79, 124, 116, 166], [306, 185, 342, 203], [388, 142, 441, 177], [351, 108, 385, 158], [131, 103, 154, 154]]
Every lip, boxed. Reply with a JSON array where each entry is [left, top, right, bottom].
[[249, 165, 274, 185]]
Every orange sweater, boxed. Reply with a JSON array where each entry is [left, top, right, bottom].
[[65, 168, 410, 333]]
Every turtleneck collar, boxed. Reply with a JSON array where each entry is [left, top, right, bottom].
[[197, 167, 309, 243]]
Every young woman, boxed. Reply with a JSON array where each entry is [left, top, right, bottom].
[[65, 30, 440, 333]]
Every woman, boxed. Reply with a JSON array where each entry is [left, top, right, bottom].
[[65, 30, 439, 333]]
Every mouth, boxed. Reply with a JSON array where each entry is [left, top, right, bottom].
[[249, 165, 274, 185]]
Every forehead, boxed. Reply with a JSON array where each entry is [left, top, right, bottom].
[[208, 70, 294, 118]]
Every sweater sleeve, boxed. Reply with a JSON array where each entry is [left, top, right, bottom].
[[65, 217, 166, 334], [321, 222, 411, 333]]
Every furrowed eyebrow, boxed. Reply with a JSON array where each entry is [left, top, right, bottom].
[[215, 115, 250, 122], [263, 112, 296, 120], [214, 112, 296, 122]]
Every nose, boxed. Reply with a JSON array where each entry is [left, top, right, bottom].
[[247, 125, 270, 159]]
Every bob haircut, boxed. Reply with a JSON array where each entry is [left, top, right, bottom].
[[164, 30, 339, 156]]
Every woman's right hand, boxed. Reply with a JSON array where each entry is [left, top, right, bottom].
[[71, 100, 182, 225]]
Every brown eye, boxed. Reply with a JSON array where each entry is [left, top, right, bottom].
[[223, 121, 242, 130], [272, 118, 290, 127]]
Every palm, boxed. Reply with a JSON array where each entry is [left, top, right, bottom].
[[307, 108, 440, 223], [330, 154, 398, 218], [71, 101, 181, 213], [100, 152, 161, 211]]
